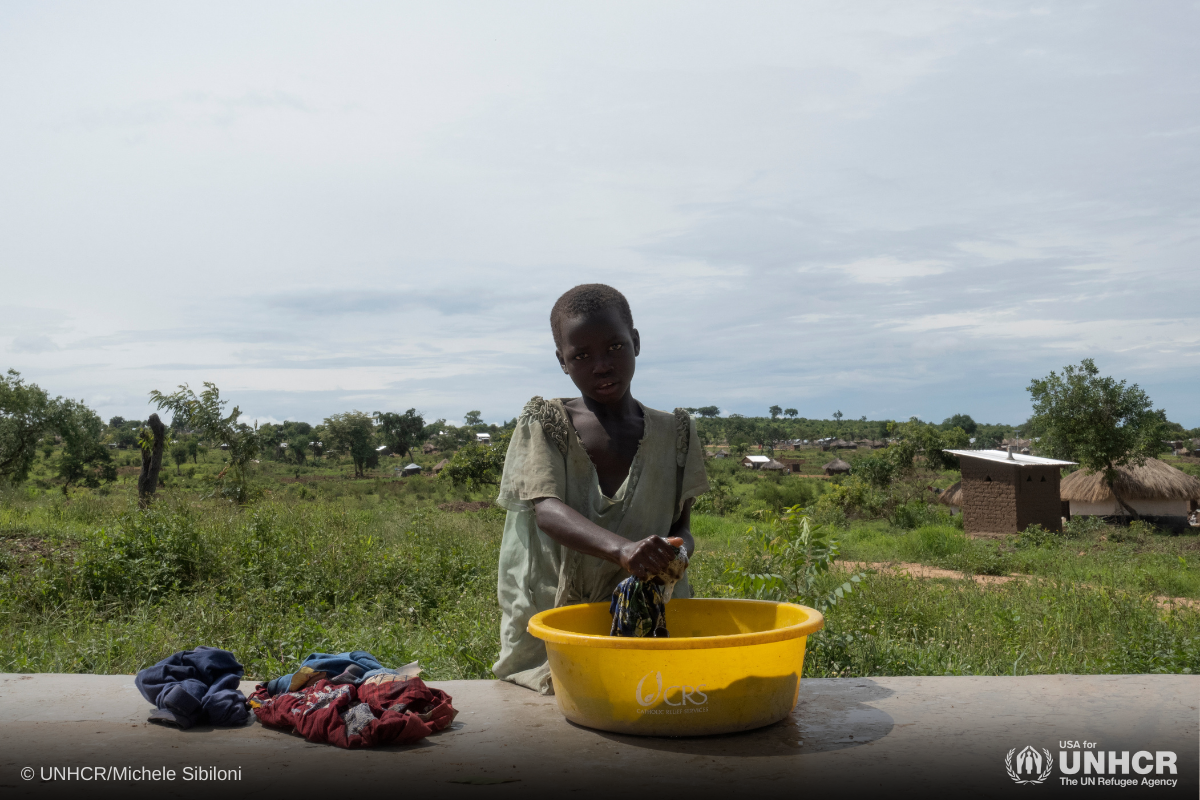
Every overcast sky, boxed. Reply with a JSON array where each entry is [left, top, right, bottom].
[[2, 2, 1197, 428]]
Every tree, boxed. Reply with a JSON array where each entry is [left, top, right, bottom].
[[463, 410, 483, 427], [150, 383, 261, 502], [695, 406, 720, 418], [1027, 359, 1170, 518], [324, 411, 377, 477], [752, 421, 786, 456], [287, 436, 308, 465], [0, 370, 63, 485], [171, 441, 189, 475], [942, 414, 978, 435], [784, 408, 798, 418], [439, 431, 510, 491], [136, 414, 167, 507], [375, 409, 425, 459], [57, 401, 116, 493], [769, 405, 782, 420]]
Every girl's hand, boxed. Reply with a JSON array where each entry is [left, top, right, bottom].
[[619, 535, 681, 581]]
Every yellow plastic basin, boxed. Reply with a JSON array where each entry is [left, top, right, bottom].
[[528, 598, 824, 736]]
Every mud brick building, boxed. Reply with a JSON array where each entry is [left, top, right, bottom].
[[946, 450, 1076, 535]]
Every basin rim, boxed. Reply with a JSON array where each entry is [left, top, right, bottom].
[[528, 598, 824, 650]]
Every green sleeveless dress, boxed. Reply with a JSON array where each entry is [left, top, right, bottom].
[[492, 397, 710, 694]]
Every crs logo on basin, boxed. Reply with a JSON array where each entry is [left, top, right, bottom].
[[635, 671, 708, 708]]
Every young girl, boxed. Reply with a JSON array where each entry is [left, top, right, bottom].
[[493, 284, 710, 694]]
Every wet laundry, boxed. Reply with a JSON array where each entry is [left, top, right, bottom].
[[134, 646, 249, 729], [610, 544, 689, 637], [249, 673, 456, 748], [264, 651, 421, 696]]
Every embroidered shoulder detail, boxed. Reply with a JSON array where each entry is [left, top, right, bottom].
[[521, 396, 570, 455], [674, 408, 691, 468]]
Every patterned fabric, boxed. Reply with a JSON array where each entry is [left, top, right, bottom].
[[249, 676, 456, 749], [609, 545, 689, 638]]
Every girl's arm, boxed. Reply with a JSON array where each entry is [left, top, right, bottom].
[[667, 497, 696, 559], [533, 497, 683, 581]]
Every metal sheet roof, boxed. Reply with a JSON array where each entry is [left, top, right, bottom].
[[945, 449, 1076, 467]]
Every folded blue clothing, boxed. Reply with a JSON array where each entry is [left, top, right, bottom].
[[135, 646, 249, 729], [266, 650, 400, 696]]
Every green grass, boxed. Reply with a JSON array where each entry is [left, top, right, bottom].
[[2, 463, 1198, 681]]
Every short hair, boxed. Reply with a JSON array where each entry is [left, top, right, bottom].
[[550, 284, 634, 348]]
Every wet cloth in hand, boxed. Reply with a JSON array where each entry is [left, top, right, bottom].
[[249, 676, 456, 748], [134, 646, 249, 729], [609, 545, 689, 637], [265, 651, 420, 696]]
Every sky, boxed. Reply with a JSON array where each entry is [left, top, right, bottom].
[[2, 2, 1197, 428]]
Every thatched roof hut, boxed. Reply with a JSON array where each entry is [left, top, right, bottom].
[[1061, 458, 1200, 519], [761, 459, 788, 471], [938, 481, 963, 510], [822, 458, 851, 476], [432, 458, 450, 474]]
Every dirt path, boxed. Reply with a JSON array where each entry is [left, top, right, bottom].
[[838, 560, 1200, 611]]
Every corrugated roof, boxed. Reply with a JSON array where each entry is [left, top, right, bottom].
[[743, 455, 771, 463], [945, 449, 1076, 467]]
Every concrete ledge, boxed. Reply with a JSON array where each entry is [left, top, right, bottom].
[[1, 674, 1196, 798]]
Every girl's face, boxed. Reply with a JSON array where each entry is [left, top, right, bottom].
[[555, 307, 640, 405]]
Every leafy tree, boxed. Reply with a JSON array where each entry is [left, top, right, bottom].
[[287, 436, 308, 465], [1027, 359, 1170, 518], [784, 408, 798, 418], [942, 414, 978, 435], [695, 406, 720, 418], [375, 409, 425, 459], [0, 370, 64, 485], [150, 383, 261, 502], [752, 421, 786, 455], [170, 441, 189, 475], [888, 417, 968, 471], [186, 437, 201, 464], [439, 431, 511, 491], [324, 411, 377, 477], [108, 416, 126, 429], [463, 410, 483, 427], [769, 405, 782, 420], [57, 401, 116, 493]]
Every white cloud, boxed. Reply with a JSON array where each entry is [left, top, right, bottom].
[[0, 2, 1197, 425]]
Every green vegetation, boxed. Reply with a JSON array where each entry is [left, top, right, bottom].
[[2, 373, 1198, 682], [2, 463, 1197, 681]]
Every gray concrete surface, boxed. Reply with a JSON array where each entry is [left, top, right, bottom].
[[0, 673, 1196, 798]]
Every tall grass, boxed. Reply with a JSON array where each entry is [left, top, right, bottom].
[[1, 486, 1197, 679]]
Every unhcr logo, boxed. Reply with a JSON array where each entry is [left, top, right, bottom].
[[1006, 746, 1053, 785], [634, 672, 708, 709]]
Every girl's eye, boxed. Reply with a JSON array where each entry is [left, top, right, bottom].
[[573, 353, 588, 360], [610, 343, 623, 351]]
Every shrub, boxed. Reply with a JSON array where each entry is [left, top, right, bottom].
[[888, 499, 954, 530], [76, 508, 207, 601], [1015, 523, 1059, 550], [1063, 515, 1106, 539], [724, 505, 862, 611]]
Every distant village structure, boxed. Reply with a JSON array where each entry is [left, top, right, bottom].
[[945, 449, 1076, 534], [1060, 458, 1200, 533], [822, 458, 852, 476]]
